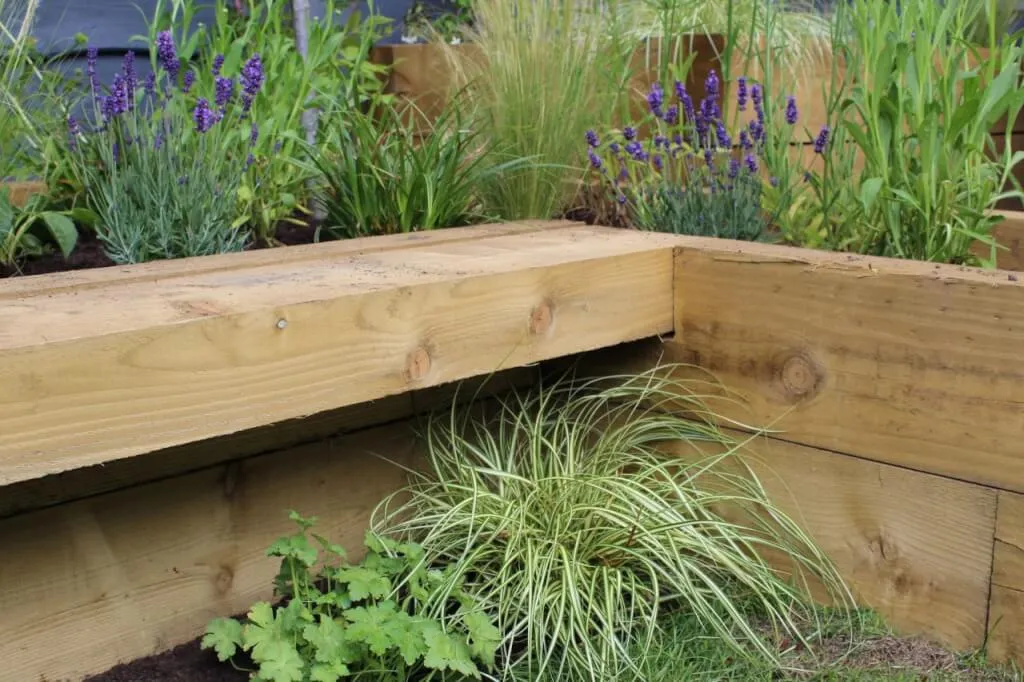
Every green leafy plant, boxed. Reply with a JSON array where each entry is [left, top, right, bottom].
[[310, 98, 525, 238], [766, 0, 1024, 264], [0, 189, 81, 268], [373, 366, 855, 681], [202, 511, 500, 682], [136, 0, 393, 243]]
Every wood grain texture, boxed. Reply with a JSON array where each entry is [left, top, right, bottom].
[[988, 491, 1024, 665], [0, 423, 419, 682], [0, 225, 676, 485], [664, 433, 997, 652], [665, 239, 1024, 493]]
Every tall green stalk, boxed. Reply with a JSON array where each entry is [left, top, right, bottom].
[[0, 0, 40, 181], [440, 0, 635, 220]]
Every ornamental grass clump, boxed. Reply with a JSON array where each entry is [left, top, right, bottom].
[[373, 366, 854, 681], [66, 35, 268, 264]]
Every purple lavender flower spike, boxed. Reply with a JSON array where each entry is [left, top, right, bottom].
[[112, 142, 120, 163], [154, 132, 164, 150], [585, 129, 599, 148], [245, 153, 256, 171], [715, 121, 731, 149], [212, 54, 225, 76], [705, 70, 720, 100], [704, 147, 714, 170], [653, 154, 663, 171], [193, 98, 216, 133], [609, 142, 621, 155], [250, 122, 259, 147], [785, 96, 798, 125], [588, 149, 603, 171], [664, 105, 679, 125], [240, 53, 265, 112], [647, 82, 664, 117], [182, 70, 196, 94], [814, 125, 831, 154], [215, 76, 235, 109], [676, 82, 695, 123], [623, 126, 637, 141], [618, 165, 629, 182], [751, 84, 763, 110], [122, 51, 136, 94], [728, 158, 740, 179], [144, 72, 156, 96], [653, 134, 666, 149], [672, 133, 683, 147], [86, 46, 99, 94], [617, 194, 627, 205], [736, 77, 748, 112], [625, 141, 642, 159], [745, 154, 758, 174], [739, 129, 752, 151], [156, 31, 180, 79], [67, 116, 80, 150], [109, 74, 129, 117]]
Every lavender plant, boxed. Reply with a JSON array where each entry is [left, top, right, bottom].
[[65, 35, 266, 264], [586, 70, 803, 241], [138, 0, 393, 243]]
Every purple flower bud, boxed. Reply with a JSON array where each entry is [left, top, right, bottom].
[[625, 141, 643, 159], [653, 134, 666, 149], [739, 129, 752, 151], [785, 96, 798, 125], [588, 149, 603, 170], [245, 153, 256, 171], [156, 31, 180, 80], [705, 70, 720, 103], [212, 54, 225, 76], [728, 158, 740, 179], [770, 176, 779, 187], [121, 52, 137, 108], [618, 165, 629, 182], [609, 142, 621, 155], [745, 154, 758, 174], [214, 76, 235, 109], [67, 115, 80, 150], [715, 121, 731, 148], [109, 74, 129, 116], [653, 154, 663, 171], [623, 126, 637, 141], [737, 77, 748, 112], [751, 84, 763, 109], [249, 122, 259, 147], [144, 72, 156, 96], [585, 129, 599, 148], [182, 70, 195, 94], [647, 82, 664, 117], [193, 98, 215, 133], [814, 125, 831, 154], [240, 53, 264, 112], [704, 148, 714, 169], [676, 81, 695, 122], [664, 105, 679, 125], [617, 194, 627, 205], [154, 132, 164, 150], [87, 46, 99, 94]]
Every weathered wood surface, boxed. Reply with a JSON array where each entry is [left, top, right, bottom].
[[664, 431, 997, 652], [662, 238, 1024, 492], [0, 422, 419, 682], [989, 491, 1024, 664], [0, 223, 676, 485]]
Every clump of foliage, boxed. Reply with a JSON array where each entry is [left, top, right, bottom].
[[202, 511, 501, 682], [311, 99, 523, 238], [0, 190, 80, 268], [65, 37, 262, 263], [762, 0, 1024, 265], [440, 0, 635, 220], [137, 0, 393, 242], [373, 366, 854, 681], [587, 69, 807, 240]]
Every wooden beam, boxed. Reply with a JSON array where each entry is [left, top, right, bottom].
[[664, 431, 996, 652], [0, 225, 676, 485], [0, 424, 419, 682], [988, 491, 1024, 665], [666, 239, 1024, 492]]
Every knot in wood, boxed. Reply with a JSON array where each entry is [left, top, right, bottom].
[[405, 347, 432, 382], [529, 301, 554, 335], [772, 349, 824, 403]]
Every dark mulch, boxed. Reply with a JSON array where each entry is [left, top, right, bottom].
[[0, 220, 323, 278], [83, 637, 249, 682]]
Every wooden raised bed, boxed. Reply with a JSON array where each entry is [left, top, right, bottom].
[[568, 234, 1024, 664], [5, 219, 1024, 679], [0, 220, 677, 681]]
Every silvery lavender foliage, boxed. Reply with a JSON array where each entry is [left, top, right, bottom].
[[67, 33, 267, 264]]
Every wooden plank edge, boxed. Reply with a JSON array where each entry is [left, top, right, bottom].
[[987, 491, 1024, 666], [0, 220, 580, 299], [0, 246, 672, 485]]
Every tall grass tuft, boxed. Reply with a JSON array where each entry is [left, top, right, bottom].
[[437, 0, 634, 220], [373, 366, 854, 681], [0, 0, 40, 181]]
